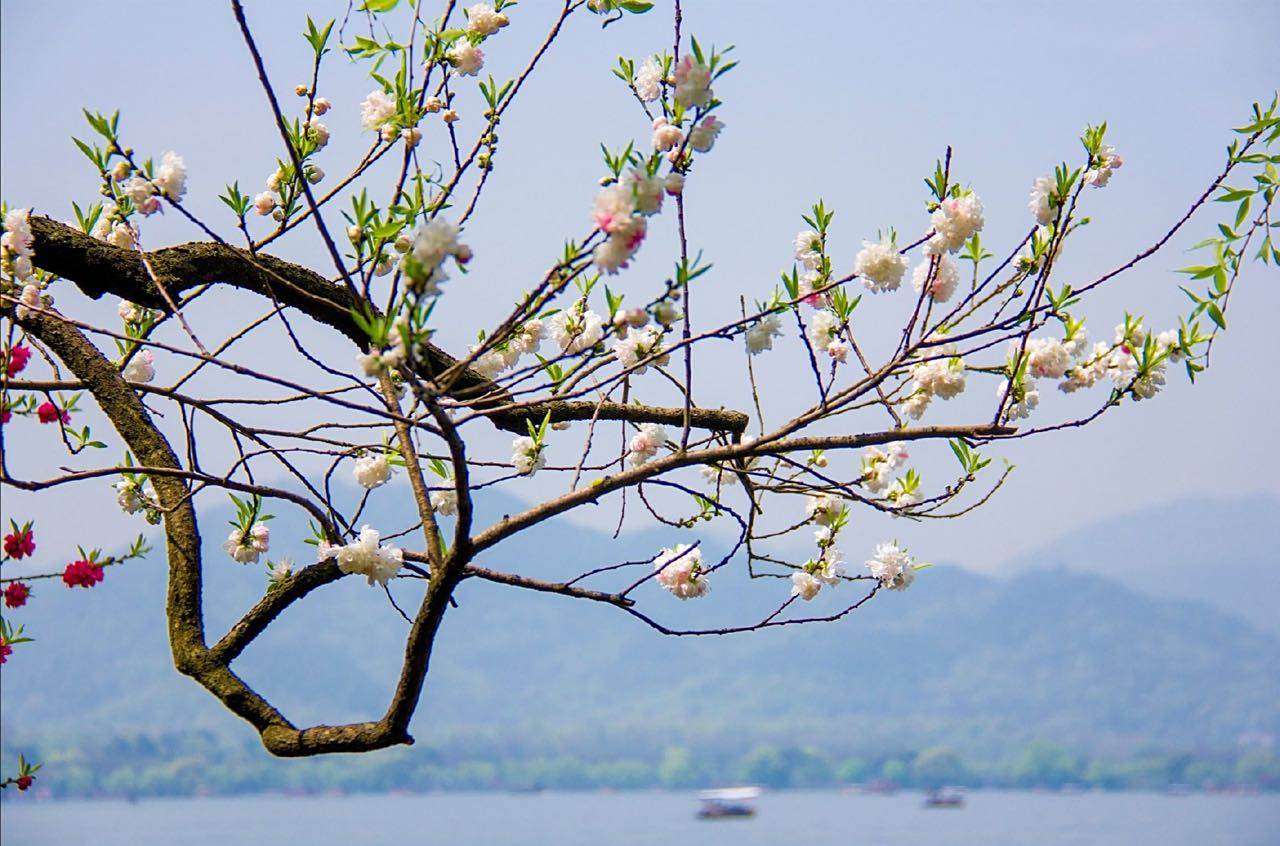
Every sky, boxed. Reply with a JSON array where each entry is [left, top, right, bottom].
[[2, 0, 1278, 577]]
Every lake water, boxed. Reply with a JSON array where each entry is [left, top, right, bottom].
[[3, 790, 1278, 845]]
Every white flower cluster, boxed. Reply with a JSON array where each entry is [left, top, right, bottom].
[[353, 453, 393, 490], [225, 522, 271, 564], [673, 55, 713, 108], [472, 318, 545, 379], [114, 478, 157, 515], [904, 345, 967, 419], [866, 541, 916, 591], [925, 193, 985, 256], [592, 168, 666, 273], [319, 526, 404, 587], [360, 90, 398, 136], [430, 488, 459, 516], [854, 238, 908, 294], [745, 312, 783, 355], [398, 218, 471, 296], [861, 441, 909, 494], [465, 3, 509, 36], [627, 423, 667, 467], [613, 324, 667, 372], [93, 208, 136, 250], [449, 40, 485, 76], [634, 57, 663, 102], [912, 253, 959, 303], [1058, 323, 1179, 401], [805, 492, 847, 527], [3, 208, 37, 286], [790, 546, 845, 601], [806, 309, 849, 363], [549, 306, 605, 355], [122, 349, 156, 384], [653, 543, 710, 599], [123, 152, 187, 216], [1084, 145, 1124, 188], [995, 376, 1040, 421], [687, 116, 724, 153], [1028, 175, 1058, 225], [510, 435, 546, 476], [794, 229, 823, 271]]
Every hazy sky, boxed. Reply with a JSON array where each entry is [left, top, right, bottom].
[[2, 1, 1278, 575]]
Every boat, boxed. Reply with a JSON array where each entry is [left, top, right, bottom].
[[923, 787, 966, 808], [696, 786, 761, 819]]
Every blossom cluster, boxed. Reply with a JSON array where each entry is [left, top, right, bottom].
[[653, 543, 710, 599], [318, 526, 404, 587], [865, 541, 916, 591], [225, 522, 271, 564], [123, 152, 187, 216]]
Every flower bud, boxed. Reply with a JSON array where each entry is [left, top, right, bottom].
[[442, 109, 460, 124]]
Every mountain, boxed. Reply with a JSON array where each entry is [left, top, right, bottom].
[[3, 492, 1278, 760], [1004, 494, 1280, 634]]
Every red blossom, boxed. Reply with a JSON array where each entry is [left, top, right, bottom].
[[36, 401, 69, 425], [62, 558, 105, 589], [0, 408, 10, 425], [3, 582, 31, 609], [3, 526, 35, 560], [0, 637, 11, 665], [4, 344, 31, 377], [16, 774, 33, 791]]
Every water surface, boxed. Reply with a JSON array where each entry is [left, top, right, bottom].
[[4, 789, 1278, 845]]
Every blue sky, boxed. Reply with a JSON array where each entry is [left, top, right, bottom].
[[2, 1, 1278, 574]]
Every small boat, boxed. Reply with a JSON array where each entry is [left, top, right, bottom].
[[696, 787, 761, 819], [924, 787, 965, 808]]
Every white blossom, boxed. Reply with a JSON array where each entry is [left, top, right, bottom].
[[225, 522, 270, 564], [996, 377, 1040, 420], [653, 543, 710, 599], [465, 3, 509, 36], [360, 90, 397, 131], [1023, 337, 1074, 379], [688, 116, 724, 152], [627, 423, 668, 467], [745, 313, 783, 355], [855, 239, 908, 293], [449, 40, 485, 76], [549, 308, 605, 354], [511, 435, 546, 476], [790, 571, 823, 601], [430, 488, 458, 516], [154, 152, 187, 202], [122, 349, 155, 383], [634, 57, 663, 102], [672, 55, 712, 108], [1028, 175, 1057, 225], [925, 193, 984, 255], [612, 325, 666, 372], [794, 229, 823, 270], [866, 541, 915, 590], [1084, 145, 1124, 188], [912, 254, 959, 303], [353, 453, 392, 489], [805, 493, 846, 526], [320, 525, 404, 586]]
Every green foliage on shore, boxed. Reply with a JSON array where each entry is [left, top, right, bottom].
[[4, 733, 1277, 799]]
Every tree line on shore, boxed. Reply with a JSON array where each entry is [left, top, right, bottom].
[[3, 733, 1278, 798]]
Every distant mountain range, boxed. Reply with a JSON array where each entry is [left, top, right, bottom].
[[2, 492, 1277, 759], [1004, 494, 1279, 634]]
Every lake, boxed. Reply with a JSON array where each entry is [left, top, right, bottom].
[[3, 790, 1278, 845]]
